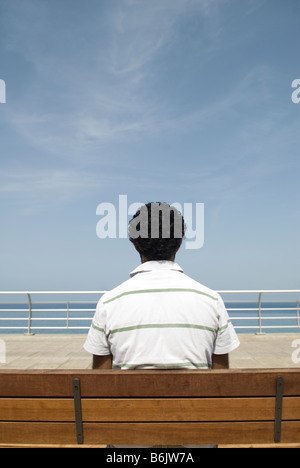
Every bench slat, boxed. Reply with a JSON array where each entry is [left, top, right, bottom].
[[0, 422, 77, 445], [1, 369, 299, 446], [81, 421, 300, 445], [1, 421, 300, 445], [1, 369, 300, 397], [1, 397, 300, 422]]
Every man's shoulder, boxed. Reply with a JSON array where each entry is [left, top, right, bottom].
[[180, 273, 221, 301], [98, 277, 135, 305]]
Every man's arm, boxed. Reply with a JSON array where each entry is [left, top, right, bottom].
[[212, 353, 229, 369], [93, 354, 113, 369]]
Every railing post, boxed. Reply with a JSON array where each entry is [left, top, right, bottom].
[[255, 292, 266, 335], [297, 299, 300, 328], [24, 293, 35, 336]]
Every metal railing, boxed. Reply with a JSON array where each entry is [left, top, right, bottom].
[[218, 290, 300, 335], [0, 291, 105, 335], [0, 290, 299, 335]]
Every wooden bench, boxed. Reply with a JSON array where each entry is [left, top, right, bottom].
[[0, 369, 300, 448]]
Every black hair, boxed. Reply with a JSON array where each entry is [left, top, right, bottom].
[[128, 202, 186, 261]]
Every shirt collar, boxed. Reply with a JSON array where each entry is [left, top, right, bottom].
[[130, 260, 184, 277]]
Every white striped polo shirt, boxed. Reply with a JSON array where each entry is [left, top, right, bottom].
[[84, 261, 240, 369]]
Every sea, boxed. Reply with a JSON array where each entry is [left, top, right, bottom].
[[0, 298, 299, 334]]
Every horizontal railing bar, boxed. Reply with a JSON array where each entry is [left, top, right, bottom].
[[248, 308, 297, 311], [231, 317, 299, 321], [227, 307, 297, 312], [230, 317, 296, 320], [1, 308, 295, 311], [0, 290, 299, 294], [0, 327, 88, 330], [1, 307, 296, 312], [1, 316, 297, 322], [257, 316, 299, 320], [18, 326, 90, 330], [0, 305, 30, 312], [229, 317, 261, 320], [233, 325, 300, 328], [0, 318, 91, 321], [5, 308, 94, 312], [218, 290, 300, 294], [0, 299, 297, 311], [32, 308, 95, 312], [0, 291, 106, 295], [0, 301, 97, 305], [1, 302, 297, 307], [253, 325, 300, 328], [233, 326, 263, 329], [224, 299, 299, 303]]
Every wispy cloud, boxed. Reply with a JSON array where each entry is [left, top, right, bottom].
[[0, 0, 227, 158], [0, 168, 100, 216], [0, 169, 98, 194]]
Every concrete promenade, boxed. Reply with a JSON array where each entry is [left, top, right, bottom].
[[0, 333, 299, 369]]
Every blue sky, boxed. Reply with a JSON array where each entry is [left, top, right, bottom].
[[0, 0, 299, 292]]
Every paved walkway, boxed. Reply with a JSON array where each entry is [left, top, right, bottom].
[[0, 333, 299, 369]]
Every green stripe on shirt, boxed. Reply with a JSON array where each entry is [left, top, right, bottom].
[[92, 320, 231, 335], [113, 361, 212, 369], [109, 323, 217, 335], [218, 320, 231, 333], [103, 288, 218, 305], [92, 322, 105, 333]]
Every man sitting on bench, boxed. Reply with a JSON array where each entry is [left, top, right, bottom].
[[84, 202, 240, 371]]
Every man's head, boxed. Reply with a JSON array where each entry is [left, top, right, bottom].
[[128, 202, 186, 262]]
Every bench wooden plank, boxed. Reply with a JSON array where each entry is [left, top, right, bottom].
[[1, 369, 300, 397], [0, 444, 107, 448], [219, 443, 300, 449], [0, 398, 74, 422], [0, 369, 299, 447], [1, 421, 299, 445], [1, 443, 300, 449], [0, 422, 77, 445], [81, 421, 300, 445], [1, 397, 300, 422], [86, 396, 299, 422]]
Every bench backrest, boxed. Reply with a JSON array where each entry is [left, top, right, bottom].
[[0, 369, 300, 447]]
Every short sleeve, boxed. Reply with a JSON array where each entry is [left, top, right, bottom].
[[83, 299, 111, 356], [214, 295, 240, 355]]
